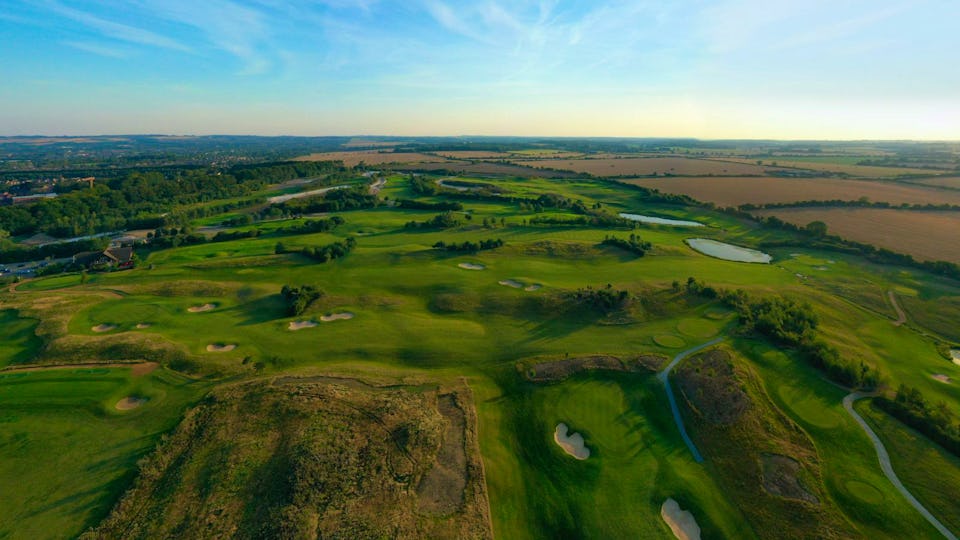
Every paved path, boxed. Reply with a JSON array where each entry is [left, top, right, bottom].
[[266, 184, 348, 204], [888, 290, 907, 326], [843, 392, 957, 540], [657, 337, 724, 463]]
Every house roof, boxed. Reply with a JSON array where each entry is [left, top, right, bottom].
[[104, 246, 133, 263]]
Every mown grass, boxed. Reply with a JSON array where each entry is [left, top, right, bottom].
[[0, 367, 210, 539], [0, 309, 42, 367]]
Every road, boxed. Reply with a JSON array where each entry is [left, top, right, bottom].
[[843, 392, 957, 540], [657, 337, 724, 463], [266, 184, 348, 204]]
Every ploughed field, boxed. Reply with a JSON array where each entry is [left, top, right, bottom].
[[2, 169, 960, 539], [754, 208, 960, 263]]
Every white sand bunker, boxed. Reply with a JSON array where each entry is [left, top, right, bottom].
[[321, 312, 354, 322], [92, 323, 117, 333], [554, 423, 590, 460], [524, 284, 542, 291], [206, 344, 237, 352], [115, 396, 147, 410], [188, 303, 217, 313], [458, 263, 485, 270], [933, 374, 951, 383], [499, 279, 524, 288], [288, 320, 318, 330], [951, 350, 960, 366], [661, 498, 701, 540], [135, 323, 151, 329]]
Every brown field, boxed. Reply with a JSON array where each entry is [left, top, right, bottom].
[[910, 176, 960, 190], [294, 151, 451, 166], [434, 151, 512, 159], [625, 176, 960, 207], [717, 157, 940, 177], [395, 161, 575, 178], [513, 157, 772, 176], [753, 208, 960, 263]]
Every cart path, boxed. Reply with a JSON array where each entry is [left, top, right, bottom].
[[888, 290, 907, 326], [843, 392, 957, 540], [657, 337, 724, 463]]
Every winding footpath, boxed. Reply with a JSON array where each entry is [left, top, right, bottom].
[[843, 392, 958, 540], [888, 290, 908, 326], [657, 337, 724, 463]]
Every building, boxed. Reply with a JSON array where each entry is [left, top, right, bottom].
[[73, 246, 135, 270]]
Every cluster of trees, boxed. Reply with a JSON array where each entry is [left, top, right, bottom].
[[739, 199, 960, 212], [566, 284, 632, 314], [273, 216, 344, 235], [686, 278, 879, 388], [280, 285, 324, 316], [404, 211, 461, 230], [283, 237, 357, 263], [276, 187, 378, 214], [394, 199, 463, 211], [601, 234, 652, 256], [409, 174, 438, 195], [0, 160, 344, 238], [431, 238, 504, 252], [876, 385, 960, 457], [0, 236, 110, 264]]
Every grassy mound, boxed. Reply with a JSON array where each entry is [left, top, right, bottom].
[[674, 348, 855, 539], [84, 378, 492, 539]]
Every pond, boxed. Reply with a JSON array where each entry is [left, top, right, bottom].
[[686, 238, 772, 263], [618, 212, 704, 227]]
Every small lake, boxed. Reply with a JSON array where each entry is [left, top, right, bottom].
[[686, 238, 772, 263], [618, 213, 704, 227]]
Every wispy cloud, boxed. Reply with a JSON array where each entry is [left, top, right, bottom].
[[41, 0, 190, 51], [61, 40, 133, 59]]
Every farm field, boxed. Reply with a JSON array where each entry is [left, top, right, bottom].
[[910, 176, 960, 190], [753, 208, 960, 263], [513, 157, 776, 176], [294, 151, 451, 166], [714, 157, 943, 177], [2, 167, 960, 538], [625, 176, 960, 207]]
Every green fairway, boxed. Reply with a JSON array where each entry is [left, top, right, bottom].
[[0, 366, 210, 539]]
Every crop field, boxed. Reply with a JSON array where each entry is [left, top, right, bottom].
[[3, 170, 960, 538], [294, 151, 451, 166], [513, 157, 774, 176], [753, 208, 960, 263], [910, 176, 960, 190], [625, 176, 960, 207], [715, 157, 943, 177]]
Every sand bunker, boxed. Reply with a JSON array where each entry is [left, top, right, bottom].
[[321, 312, 354, 322], [115, 396, 147, 410], [188, 303, 217, 313], [499, 279, 524, 288], [661, 498, 701, 540], [524, 284, 542, 291], [92, 323, 117, 333], [135, 323, 151, 329], [288, 320, 318, 330], [554, 423, 590, 460], [933, 374, 951, 383], [458, 262, 486, 270], [206, 344, 237, 352], [951, 350, 960, 366]]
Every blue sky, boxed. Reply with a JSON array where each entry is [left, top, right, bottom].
[[1, 0, 958, 139]]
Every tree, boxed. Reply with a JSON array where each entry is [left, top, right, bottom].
[[805, 221, 828, 238]]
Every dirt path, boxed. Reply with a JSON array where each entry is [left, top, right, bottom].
[[266, 184, 348, 204], [368, 177, 387, 194], [657, 337, 724, 464], [888, 290, 907, 326], [843, 392, 957, 540], [0, 361, 159, 376]]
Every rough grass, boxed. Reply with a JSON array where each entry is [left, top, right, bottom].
[[85, 378, 492, 539], [0, 309, 42, 367], [674, 347, 856, 539]]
